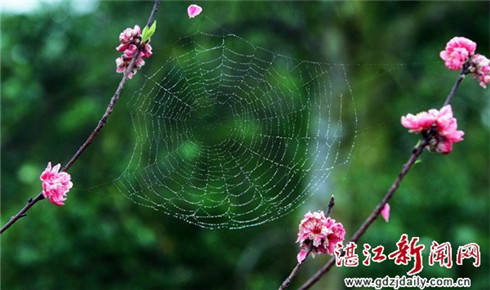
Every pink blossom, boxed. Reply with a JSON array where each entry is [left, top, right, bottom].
[[119, 28, 133, 44], [321, 217, 346, 255], [141, 43, 153, 58], [440, 37, 477, 70], [401, 110, 438, 133], [433, 106, 465, 153], [116, 43, 127, 52], [40, 162, 73, 206], [124, 49, 134, 59], [297, 211, 330, 247], [188, 4, 202, 18], [115, 25, 152, 79], [381, 203, 390, 222], [128, 44, 138, 52], [401, 105, 464, 154], [296, 211, 346, 263], [115, 56, 125, 73], [470, 54, 490, 88], [119, 25, 141, 44], [135, 57, 145, 68]]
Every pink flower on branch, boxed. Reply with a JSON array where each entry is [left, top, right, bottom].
[[118, 25, 141, 45], [440, 37, 476, 71], [401, 105, 464, 154], [440, 36, 490, 89], [115, 24, 153, 79], [470, 54, 490, 88], [40, 162, 73, 206], [296, 211, 346, 263]]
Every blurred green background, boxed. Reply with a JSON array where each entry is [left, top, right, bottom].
[[2, 1, 488, 289]]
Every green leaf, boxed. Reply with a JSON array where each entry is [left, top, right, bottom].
[[149, 20, 156, 35], [141, 20, 156, 43]]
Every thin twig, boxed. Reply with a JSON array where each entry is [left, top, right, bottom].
[[325, 195, 335, 217], [0, 193, 44, 234], [0, 0, 161, 235], [279, 248, 312, 290], [145, 0, 160, 27], [443, 72, 466, 106]]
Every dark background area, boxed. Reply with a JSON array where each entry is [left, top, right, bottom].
[[2, 1, 489, 289]]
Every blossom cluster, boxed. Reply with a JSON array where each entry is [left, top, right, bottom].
[[296, 211, 346, 263], [439, 37, 476, 71], [401, 105, 464, 154], [469, 54, 490, 88], [115, 25, 153, 79], [40, 162, 73, 206], [440, 36, 490, 88]]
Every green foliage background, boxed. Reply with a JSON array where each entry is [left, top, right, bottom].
[[2, 1, 488, 289]]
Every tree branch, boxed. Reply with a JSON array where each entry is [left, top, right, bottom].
[[0, 0, 162, 235], [279, 248, 312, 290], [325, 195, 335, 217], [443, 71, 466, 106], [146, 0, 161, 27], [298, 139, 428, 289], [297, 70, 467, 289]]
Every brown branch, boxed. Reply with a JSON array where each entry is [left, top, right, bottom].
[[0, 193, 44, 234], [443, 63, 469, 107], [279, 248, 312, 290], [443, 72, 466, 106], [0, 0, 161, 235], [145, 0, 161, 27], [325, 195, 335, 217]]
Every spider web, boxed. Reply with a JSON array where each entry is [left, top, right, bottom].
[[114, 26, 357, 229]]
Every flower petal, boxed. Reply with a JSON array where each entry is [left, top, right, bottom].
[[188, 4, 202, 19], [381, 203, 390, 222], [297, 249, 308, 263]]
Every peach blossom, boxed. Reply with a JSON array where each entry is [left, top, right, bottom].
[[440, 37, 476, 70], [401, 105, 464, 154], [40, 162, 73, 206], [296, 211, 346, 263]]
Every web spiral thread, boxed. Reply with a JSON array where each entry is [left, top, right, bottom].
[[114, 30, 356, 229]]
